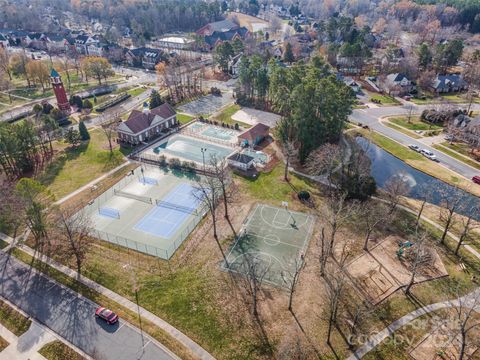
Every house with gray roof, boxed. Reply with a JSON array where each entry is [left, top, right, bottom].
[[0, 34, 8, 49], [196, 19, 238, 36], [117, 103, 177, 145], [431, 74, 468, 93], [385, 73, 415, 95]]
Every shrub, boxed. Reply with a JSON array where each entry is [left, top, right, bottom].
[[78, 121, 90, 141], [158, 155, 167, 167], [298, 190, 310, 201], [168, 157, 182, 169], [234, 123, 240, 130], [83, 99, 93, 109]]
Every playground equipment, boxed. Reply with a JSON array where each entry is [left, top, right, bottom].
[[397, 241, 414, 258]]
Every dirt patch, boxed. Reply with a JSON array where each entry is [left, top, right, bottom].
[[344, 236, 448, 305]]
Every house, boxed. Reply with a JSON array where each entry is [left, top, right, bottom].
[[238, 123, 270, 146], [196, 19, 239, 36], [27, 33, 47, 50], [203, 27, 249, 50], [73, 34, 98, 54], [431, 74, 468, 93], [227, 152, 255, 171], [0, 34, 8, 49], [117, 103, 177, 145], [385, 73, 415, 95], [337, 74, 361, 93], [86, 42, 105, 57], [451, 114, 480, 146], [125, 47, 164, 69], [45, 34, 66, 52]]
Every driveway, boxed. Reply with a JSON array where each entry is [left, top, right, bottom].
[[0, 251, 176, 360], [350, 103, 480, 180]]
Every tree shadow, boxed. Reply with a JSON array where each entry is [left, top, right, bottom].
[[290, 309, 323, 359]]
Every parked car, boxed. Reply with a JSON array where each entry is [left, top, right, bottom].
[[403, 95, 412, 101], [473, 176, 480, 185], [421, 149, 438, 161], [409, 144, 420, 152], [95, 307, 119, 324]]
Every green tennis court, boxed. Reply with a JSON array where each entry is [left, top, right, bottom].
[[222, 204, 315, 287]]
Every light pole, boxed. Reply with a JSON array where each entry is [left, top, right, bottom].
[[122, 264, 145, 350], [201, 147, 207, 171]]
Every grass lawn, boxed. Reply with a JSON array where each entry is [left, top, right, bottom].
[[0, 299, 31, 337], [127, 87, 147, 97], [433, 144, 480, 170], [388, 116, 443, 131], [36, 129, 126, 199], [0, 336, 8, 352], [237, 163, 316, 203], [369, 94, 401, 106], [39, 341, 85, 360], [354, 129, 480, 197], [383, 121, 422, 139], [211, 104, 250, 128], [177, 113, 195, 125], [440, 141, 478, 160], [411, 93, 480, 105]]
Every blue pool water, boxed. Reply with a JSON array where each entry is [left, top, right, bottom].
[[153, 135, 233, 163]]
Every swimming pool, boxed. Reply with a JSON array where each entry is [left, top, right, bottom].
[[185, 122, 237, 142], [152, 135, 234, 164]]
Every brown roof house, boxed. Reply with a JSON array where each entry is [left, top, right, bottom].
[[117, 103, 177, 145], [237, 123, 270, 147]]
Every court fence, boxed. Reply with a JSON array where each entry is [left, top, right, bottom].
[[79, 165, 211, 260]]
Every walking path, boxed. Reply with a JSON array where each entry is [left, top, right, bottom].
[[347, 289, 480, 359], [0, 233, 215, 360], [53, 161, 131, 205]]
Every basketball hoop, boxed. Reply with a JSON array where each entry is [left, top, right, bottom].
[[282, 201, 288, 209]]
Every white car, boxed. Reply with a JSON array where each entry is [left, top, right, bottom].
[[421, 149, 438, 161], [408, 144, 420, 152]]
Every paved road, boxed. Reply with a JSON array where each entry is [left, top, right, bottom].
[[0, 251, 177, 360], [350, 103, 480, 180]]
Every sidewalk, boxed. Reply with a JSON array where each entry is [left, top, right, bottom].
[[0, 322, 53, 360], [1, 233, 215, 360]]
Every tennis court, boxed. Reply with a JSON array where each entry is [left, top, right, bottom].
[[222, 204, 315, 287], [83, 166, 208, 259]]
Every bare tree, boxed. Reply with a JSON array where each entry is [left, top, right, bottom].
[[283, 140, 297, 182], [323, 264, 347, 346], [455, 209, 479, 256], [56, 208, 93, 277], [318, 227, 330, 278], [0, 48, 11, 80], [307, 142, 342, 190], [384, 175, 411, 215], [450, 288, 480, 360], [99, 114, 119, 155], [243, 255, 270, 318], [0, 182, 25, 243], [193, 170, 228, 266], [404, 230, 434, 295], [323, 193, 359, 254], [282, 256, 304, 312], [437, 186, 464, 245], [362, 200, 388, 251], [208, 155, 236, 237]]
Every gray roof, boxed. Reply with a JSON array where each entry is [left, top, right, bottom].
[[206, 19, 237, 33], [433, 74, 467, 90], [228, 152, 254, 164], [387, 73, 410, 83]]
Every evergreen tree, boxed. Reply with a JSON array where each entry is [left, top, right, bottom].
[[64, 128, 81, 147], [214, 41, 234, 73], [417, 43, 433, 69], [284, 43, 295, 63], [78, 121, 90, 141], [232, 38, 244, 55], [149, 89, 164, 109]]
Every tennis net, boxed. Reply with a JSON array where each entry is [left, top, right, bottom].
[[114, 189, 152, 204], [155, 199, 197, 215]]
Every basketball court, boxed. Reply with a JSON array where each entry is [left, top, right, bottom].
[[222, 204, 315, 287]]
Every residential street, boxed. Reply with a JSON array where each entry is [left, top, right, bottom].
[[0, 251, 177, 360], [350, 103, 480, 180]]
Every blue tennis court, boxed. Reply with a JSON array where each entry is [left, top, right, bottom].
[[134, 183, 203, 239]]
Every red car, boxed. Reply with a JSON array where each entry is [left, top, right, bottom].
[[473, 176, 480, 185], [95, 307, 119, 324]]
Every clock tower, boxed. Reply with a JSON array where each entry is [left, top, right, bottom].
[[50, 68, 71, 113]]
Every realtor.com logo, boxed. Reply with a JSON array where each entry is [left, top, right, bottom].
[[348, 314, 462, 348]]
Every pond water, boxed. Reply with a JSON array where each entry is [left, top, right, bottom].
[[356, 137, 480, 221]]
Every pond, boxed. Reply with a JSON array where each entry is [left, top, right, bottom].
[[356, 137, 480, 221]]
